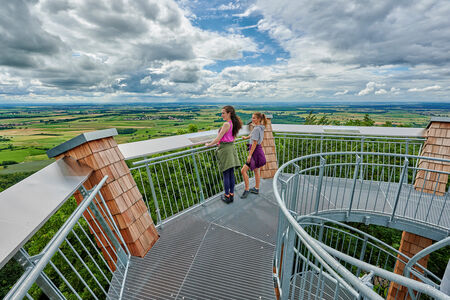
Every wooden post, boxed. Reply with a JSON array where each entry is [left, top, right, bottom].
[[260, 115, 278, 179], [48, 129, 159, 267]]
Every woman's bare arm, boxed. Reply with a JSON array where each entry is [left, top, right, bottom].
[[247, 140, 258, 163], [205, 122, 230, 146]]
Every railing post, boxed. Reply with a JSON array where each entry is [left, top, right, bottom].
[[390, 158, 409, 222], [404, 140, 410, 184], [347, 155, 361, 218], [280, 224, 296, 300], [359, 137, 365, 180], [145, 162, 162, 227], [290, 164, 300, 211], [315, 156, 326, 214], [320, 135, 324, 153], [191, 151, 205, 203], [13, 248, 65, 300], [356, 236, 368, 277], [80, 186, 128, 269]]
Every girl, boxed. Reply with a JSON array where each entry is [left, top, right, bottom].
[[240, 113, 267, 198], [205, 106, 242, 204]]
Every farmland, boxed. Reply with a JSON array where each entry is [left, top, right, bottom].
[[0, 102, 449, 173]]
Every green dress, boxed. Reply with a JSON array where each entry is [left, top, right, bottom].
[[216, 142, 240, 172]]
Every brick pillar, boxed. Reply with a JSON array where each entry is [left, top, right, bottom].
[[261, 115, 278, 179], [48, 129, 159, 266], [388, 117, 450, 299]]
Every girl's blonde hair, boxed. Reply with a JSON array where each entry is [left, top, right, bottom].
[[253, 112, 267, 126]]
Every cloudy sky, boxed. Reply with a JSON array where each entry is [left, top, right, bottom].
[[0, 0, 449, 103]]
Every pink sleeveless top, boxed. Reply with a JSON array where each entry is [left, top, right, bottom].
[[220, 121, 234, 143]]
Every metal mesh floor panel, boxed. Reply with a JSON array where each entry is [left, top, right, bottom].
[[177, 224, 275, 300], [212, 195, 278, 245], [120, 216, 210, 299], [120, 179, 277, 299]]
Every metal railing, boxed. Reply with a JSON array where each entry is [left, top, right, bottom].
[[5, 176, 130, 300], [298, 216, 448, 299], [275, 133, 424, 167], [276, 152, 449, 240], [273, 153, 450, 299], [128, 133, 426, 228], [129, 139, 253, 227]]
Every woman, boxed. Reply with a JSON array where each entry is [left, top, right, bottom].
[[205, 106, 242, 204], [240, 112, 267, 198]]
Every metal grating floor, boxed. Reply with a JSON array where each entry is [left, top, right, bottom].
[[118, 178, 278, 300], [288, 174, 449, 239]]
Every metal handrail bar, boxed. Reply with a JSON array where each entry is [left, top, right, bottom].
[[297, 216, 410, 262], [5, 176, 108, 300], [404, 237, 450, 281], [132, 138, 246, 166], [129, 133, 427, 167], [130, 140, 250, 171], [319, 242, 450, 300], [296, 162, 450, 178], [296, 216, 440, 283], [274, 133, 425, 141], [274, 168, 383, 299], [291, 247, 360, 298], [281, 151, 450, 165]]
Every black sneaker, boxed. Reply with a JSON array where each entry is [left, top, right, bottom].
[[249, 187, 259, 194], [241, 190, 250, 199], [229, 194, 234, 202], [221, 194, 232, 204]]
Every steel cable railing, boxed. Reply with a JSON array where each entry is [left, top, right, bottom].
[[273, 153, 450, 299]]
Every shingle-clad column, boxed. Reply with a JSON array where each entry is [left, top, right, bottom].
[[388, 117, 450, 299], [260, 115, 278, 179], [48, 129, 159, 266]]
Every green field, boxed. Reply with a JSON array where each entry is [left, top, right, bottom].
[[0, 102, 449, 171]]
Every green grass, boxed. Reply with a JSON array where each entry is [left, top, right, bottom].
[[0, 148, 47, 162], [0, 103, 448, 167], [0, 160, 54, 174]]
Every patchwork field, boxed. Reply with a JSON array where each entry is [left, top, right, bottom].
[[0, 102, 449, 172]]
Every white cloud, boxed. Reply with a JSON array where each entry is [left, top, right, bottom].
[[1, 0, 450, 103], [334, 90, 348, 96], [218, 2, 240, 11], [408, 85, 441, 92], [358, 82, 385, 96], [233, 5, 260, 18], [390, 87, 400, 94]]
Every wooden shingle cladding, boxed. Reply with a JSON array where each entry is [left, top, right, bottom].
[[260, 118, 278, 179], [54, 134, 159, 267], [415, 121, 450, 196]]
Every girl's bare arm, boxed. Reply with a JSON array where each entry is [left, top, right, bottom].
[[247, 140, 257, 163], [205, 122, 230, 146]]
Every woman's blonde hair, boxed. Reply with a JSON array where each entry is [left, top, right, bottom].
[[253, 112, 267, 126]]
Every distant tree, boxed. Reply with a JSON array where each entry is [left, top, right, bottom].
[[188, 124, 198, 133], [384, 121, 393, 127], [317, 114, 330, 125], [362, 114, 375, 126], [304, 111, 317, 125], [117, 128, 137, 134], [344, 119, 362, 126], [176, 128, 187, 135], [331, 120, 341, 125]]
